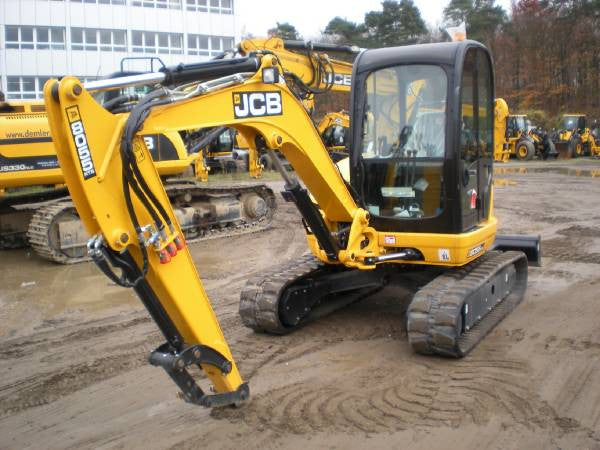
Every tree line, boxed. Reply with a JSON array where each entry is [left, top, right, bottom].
[[266, 0, 600, 128]]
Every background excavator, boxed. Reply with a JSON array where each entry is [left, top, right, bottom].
[[0, 39, 357, 263], [44, 39, 540, 408], [0, 96, 275, 263], [213, 38, 357, 171]]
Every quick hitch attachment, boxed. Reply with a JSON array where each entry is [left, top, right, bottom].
[[149, 343, 250, 408]]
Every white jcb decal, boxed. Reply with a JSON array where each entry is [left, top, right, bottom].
[[233, 92, 282, 118], [438, 248, 451, 262], [467, 243, 484, 258], [143, 136, 155, 150], [325, 73, 352, 86]]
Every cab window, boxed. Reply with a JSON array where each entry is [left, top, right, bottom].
[[360, 65, 447, 219]]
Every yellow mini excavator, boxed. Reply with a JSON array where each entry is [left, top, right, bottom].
[[44, 40, 540, 407]]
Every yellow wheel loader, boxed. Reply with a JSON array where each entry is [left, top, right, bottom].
[[44, 40, 540, 408], [494, 99, 557, 161], [553, 114, 600, 158]]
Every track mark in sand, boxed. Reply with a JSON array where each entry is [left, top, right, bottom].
[[557, 225, 600, 238], [231, 336, 292, 381], [0, 315, 151, 360], [0, 350, 147, 417], [214, 338, 598, 439], [543, 237, 600, 264], [544, 336, 600, 353]]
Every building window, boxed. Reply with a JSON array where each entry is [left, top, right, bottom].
[[5, 26, 65, 50], [69, 0, 126, 4], [131, 0, 181, 9], [6, 76, 51, 100], [71, 28, 126, 51], [188, 34, 233, 56], [186, 0, 231, 13], [212, 0, 232, 14], [132, 31, 182, 54], [187, 34, 209, 56], [185, 0, 206, 11], [76, 76, 98, 83]]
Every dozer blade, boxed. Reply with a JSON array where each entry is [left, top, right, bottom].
[[407, 250, 528, 357]]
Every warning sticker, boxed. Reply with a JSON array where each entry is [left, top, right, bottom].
[[438, 248, 451, 262], [470, 189, 477, 209]]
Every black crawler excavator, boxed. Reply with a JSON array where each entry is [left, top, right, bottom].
[[44, 39, 540, 408]]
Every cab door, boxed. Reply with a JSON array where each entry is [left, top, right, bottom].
[[459, 47, 494, 231]]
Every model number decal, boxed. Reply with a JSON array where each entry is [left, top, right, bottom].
[[0, 164, 31, 172], [467, 243, 484, 258], [66, 106, 96, 180], [233, 92, 282, 118]]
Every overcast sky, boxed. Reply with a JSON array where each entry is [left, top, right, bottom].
[[237, 0, 514, 39]]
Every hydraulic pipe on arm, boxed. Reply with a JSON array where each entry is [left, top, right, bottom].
[[233, 38, 356, 174], [237, 38, 355, 94], [43, 54, 364, 407]]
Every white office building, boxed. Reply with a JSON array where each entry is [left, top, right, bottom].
[[0, 0, 238, 99]]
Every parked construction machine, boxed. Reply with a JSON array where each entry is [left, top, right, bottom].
[[0, 97, 275, 263], [44, 39, 540, 407], [553, 114, 600, 158], [317, 111, 350, 160], [494, 99, 556, 161], [226, 38, 356, 169], [1, 41, 358, 264]]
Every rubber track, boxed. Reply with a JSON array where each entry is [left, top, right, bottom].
[[14, 181, 276, 264], [407, 250, 528, 358], [27, 201, 89, 264], [239, 254, 323, 334]]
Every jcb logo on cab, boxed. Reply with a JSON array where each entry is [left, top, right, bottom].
[[233, 92, 282, 118]]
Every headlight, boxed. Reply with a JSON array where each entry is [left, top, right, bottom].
[[262, 67, 279, 84]]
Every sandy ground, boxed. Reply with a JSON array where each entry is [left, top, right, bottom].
[[1, 159, 600, 449]]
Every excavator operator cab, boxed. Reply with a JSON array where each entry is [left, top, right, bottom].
[[351, 40, 494, 234]]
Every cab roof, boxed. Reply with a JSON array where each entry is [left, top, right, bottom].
[[354, 40, 487, 75]]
